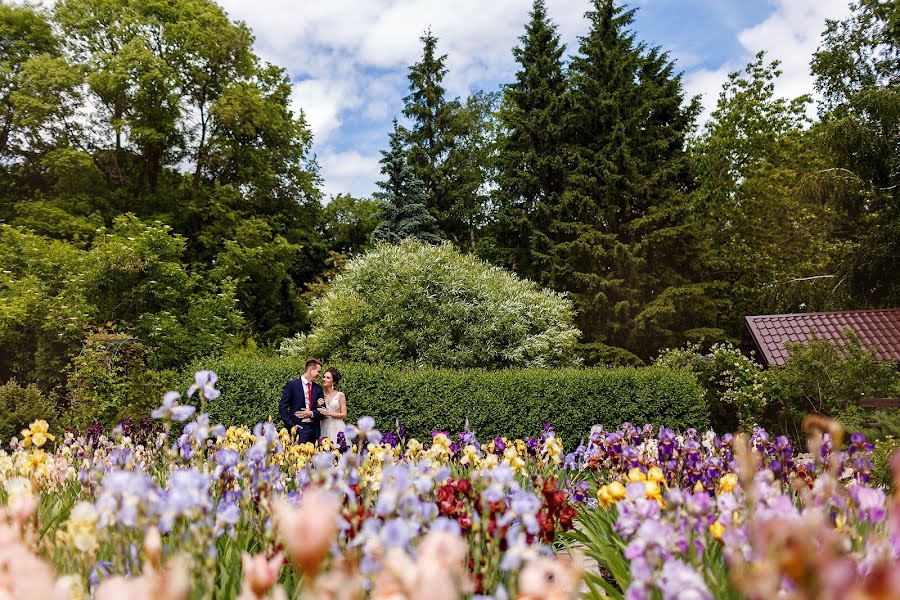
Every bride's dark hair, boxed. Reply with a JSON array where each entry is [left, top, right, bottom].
[[325, 367, 342, 387]]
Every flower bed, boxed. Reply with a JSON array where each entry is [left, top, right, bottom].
[[0, 372, 898, 600]]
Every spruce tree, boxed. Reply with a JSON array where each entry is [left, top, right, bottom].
[[402, 30, 462, 241], [371, 120, 442, 245], [493, 0, 567, 282], [554, 0, 713, 363]]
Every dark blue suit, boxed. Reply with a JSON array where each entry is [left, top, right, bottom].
[[279, 378, 324, 443]]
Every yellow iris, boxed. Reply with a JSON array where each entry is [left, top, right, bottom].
[[627, 467, 647, 482], [709, 520, 725, 541], [432, 433, 452, 449], [835, 512, 846, 532], [509, 455, 527, 474], [481, 454, 499, 469], [26, 449, 48, 471], [608, 481, 627, 500], [21, 420, 55, 449], [461, 444, 479, 465], [597, 480, 628, 509], [644, 480, 663, 505], [406, 439, 423, 460], [598, 486, 613, 508], [717, 473, 739, 495]]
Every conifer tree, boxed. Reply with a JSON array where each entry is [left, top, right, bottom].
[[554, 0, 711, 363], [402, 30, 463, 242], [371, 120, 442, 245], [493, 0, 567, 282]]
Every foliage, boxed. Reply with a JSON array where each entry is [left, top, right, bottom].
[[659, 334, 900, 439], [691, 52, 843, 334], [873, 435, 900, 490], [2, 0, 898, 388], [490, 0, 567, 283], [64, 332, 176, 429], [546, 0, 717, 364], [322, 194, 380, 256], [402, 30, 461, 240], [370, 120, 442, 245], [0, 218, 244, 392], [401, 30, 494, 248], [187, 354, 709, 443], [0, 0, 323, 375], [0, 3, 79, 161], [811, 0, 900, 308], [655, 343, 767, 432], [0, 379, 55, 444], [282, 240, 581, 369], [0, 223, 89, 389], [567, 504, 629, 599], [442, 89, 501, 251], [765, 330, 900, 440]]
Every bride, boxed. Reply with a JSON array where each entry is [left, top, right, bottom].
[[317, 367, 347, 443]]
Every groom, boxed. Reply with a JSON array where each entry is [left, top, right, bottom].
[[279, 358, 324, 443]]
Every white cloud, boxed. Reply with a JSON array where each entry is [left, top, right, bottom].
[[290, 78, 361, 143], [217, 0, 592, 197], [319, 150, 382, 199], [737, 0, 852, 101], [684, 66, 730, 124], [689, 0, 853, 123]]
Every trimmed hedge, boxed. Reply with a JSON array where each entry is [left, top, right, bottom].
[[186, 354, 709, 446]]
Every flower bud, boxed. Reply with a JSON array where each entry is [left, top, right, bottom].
[[517, 556, 582, 600], [143, 527, 163, 570], [241, 552, 284, 599], [273, 489, 338, 578]]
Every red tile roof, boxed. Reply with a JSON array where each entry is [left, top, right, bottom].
[[745, 309, 900, 367]]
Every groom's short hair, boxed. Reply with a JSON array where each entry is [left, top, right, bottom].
[[305, 358, 322, 371]]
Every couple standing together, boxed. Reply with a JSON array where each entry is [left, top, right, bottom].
[[278, 359, 348, 444]]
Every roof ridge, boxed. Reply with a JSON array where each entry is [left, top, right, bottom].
[[747, 308, 900, 319]]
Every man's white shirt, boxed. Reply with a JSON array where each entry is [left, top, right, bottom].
[[300, 375, 313, 423]]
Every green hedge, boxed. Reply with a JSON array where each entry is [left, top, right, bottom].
[[185, 355, 709, 446]]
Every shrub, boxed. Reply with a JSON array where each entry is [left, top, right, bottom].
[[0, 218, 244, 392], [65, 333, 176, 428], [0, 379, 55, 445], [655, 343, 767, 432], [280, 240, 581, 369], [872, 436, 900, 490], [765, 331, 900, 440], [186, 354, 709, 446]]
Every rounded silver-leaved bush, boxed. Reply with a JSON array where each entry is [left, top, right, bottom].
[[281, 240, 580, 368]]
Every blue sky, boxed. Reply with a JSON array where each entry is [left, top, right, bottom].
[[216, 0, 852, 199]]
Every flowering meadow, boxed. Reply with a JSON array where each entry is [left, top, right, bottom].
[[2, 372, 900, 600]]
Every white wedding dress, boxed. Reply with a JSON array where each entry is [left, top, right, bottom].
[[319, 393, 346, 442]]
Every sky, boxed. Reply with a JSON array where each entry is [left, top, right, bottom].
[[215, 0, 854, 200]]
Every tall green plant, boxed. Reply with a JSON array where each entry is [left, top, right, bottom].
[[370, 120, 442, 245], [491, 0, 567, 281], [553, 0, 711, 364]]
